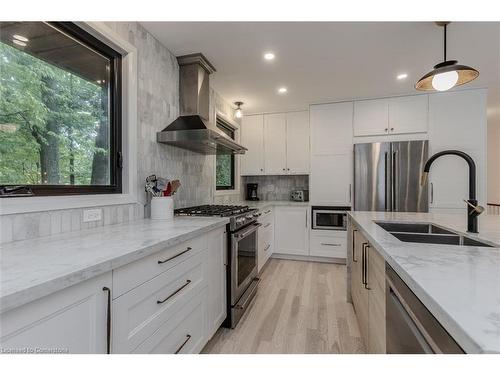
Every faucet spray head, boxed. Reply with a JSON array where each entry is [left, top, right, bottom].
[[420, 172, 428, 186]]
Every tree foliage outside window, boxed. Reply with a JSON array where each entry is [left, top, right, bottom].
[[215, 120, 235, 190], [0, 22, 121, 194]]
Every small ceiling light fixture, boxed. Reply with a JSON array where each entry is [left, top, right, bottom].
[[12, 39, 27, 47], [234, 101, 244, 118], [397, 73, 408, 80], [264, 52, 275, 61], [415, 22, 479, 92], [278, 87, 288, 94], [13, 34, 29, 42]]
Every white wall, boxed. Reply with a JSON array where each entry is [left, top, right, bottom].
[[488, 123, 500, 204]]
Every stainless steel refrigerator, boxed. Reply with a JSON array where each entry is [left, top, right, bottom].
[[354, 140, 429, 212]]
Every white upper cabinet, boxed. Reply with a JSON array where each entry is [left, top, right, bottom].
[[353, 99, 389, 137], [428, 89, 487, 209], [310, 102, 353, 205], [241, 114, 264, 175], [264, 113, 287, 174], [310, 102, 353, 155], [286, 111, 310, 174], [389, 95, 428, 134], [311, 153, 352, 206]]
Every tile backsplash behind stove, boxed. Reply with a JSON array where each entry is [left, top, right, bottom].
[[241, 175, 309, 201]]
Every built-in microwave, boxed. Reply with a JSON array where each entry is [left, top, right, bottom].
[[311, 206, 350, 231]]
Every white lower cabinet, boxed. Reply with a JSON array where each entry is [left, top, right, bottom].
[[309, 230, 347, 259], [257, 207, 274, 272], [0, 228, 227, 355], [274, 206, 309, 256], [0, 272, 111, 354]]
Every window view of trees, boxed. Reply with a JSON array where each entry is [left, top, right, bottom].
[[215, 121, 235, 190], [0, 38, 111, 187]]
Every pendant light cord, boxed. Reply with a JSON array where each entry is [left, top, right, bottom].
[[443, 23, 447, 61]]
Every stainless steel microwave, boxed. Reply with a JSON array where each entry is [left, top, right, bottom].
[[311, 206, 350, 231]]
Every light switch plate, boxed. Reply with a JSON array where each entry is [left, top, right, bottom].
[[83, 208, 102, 222]]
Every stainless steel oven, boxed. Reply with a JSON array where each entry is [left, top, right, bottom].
[[311, 206, 350, 231], [227, 221, 261, 328]]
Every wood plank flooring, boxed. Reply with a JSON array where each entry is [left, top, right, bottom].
[[202, 259, 365, 354]]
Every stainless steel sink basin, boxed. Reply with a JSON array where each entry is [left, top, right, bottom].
[[376, 222, 454, 235], [376, 221, 495, 248]]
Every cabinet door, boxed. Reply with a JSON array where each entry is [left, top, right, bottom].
[[367, 245, 386, 354], [389, 95, 428, 135], [264, 113, 287, 175], [274, 207, 309, 255], [241, 114, 264, 175], [286, 111, 310, 174], [351, 230, 369, 348], [428, 90, 487, 209], [353, 99, 389, 137], [310, 153, 352, 205], [206, 228, 227, 338], [310, 102, 353, 155], [0, 272, 111, 354]]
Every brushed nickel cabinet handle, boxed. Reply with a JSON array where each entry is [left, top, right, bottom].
[[102, 286, 111, 354], [364, 245, 371, 290], [361, 243, 368, 286], [174, 334, 192, 354], [158, 247, 192, 264], [352, 229, 358, 262], [264, 223, 271, 228], [264, 244, 271, 251], [321, 243, 341, 246], [157, 280, 191, 304], [264, 210, 271, 214]]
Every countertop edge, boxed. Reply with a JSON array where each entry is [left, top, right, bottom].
[[0, 219, 229, 314], [347, 213, 485, 354]]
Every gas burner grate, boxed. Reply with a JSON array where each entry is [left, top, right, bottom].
[[174, 204, 251, 217]]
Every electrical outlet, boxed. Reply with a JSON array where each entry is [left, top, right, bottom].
[[83, 208, 102, 223]]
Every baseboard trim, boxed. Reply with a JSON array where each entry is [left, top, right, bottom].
[[271, 253, 346, 264]]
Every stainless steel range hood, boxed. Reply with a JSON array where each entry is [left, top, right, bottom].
[[157, 53, 247, 155]]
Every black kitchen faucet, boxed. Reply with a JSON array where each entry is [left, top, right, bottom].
[[421, 150, 484, 233]]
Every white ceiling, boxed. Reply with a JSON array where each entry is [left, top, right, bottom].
[[141, 22, 500, 125]]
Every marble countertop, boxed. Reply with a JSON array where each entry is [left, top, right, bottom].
[[348, 211, 500, 354], [0, 217, 229, 314]]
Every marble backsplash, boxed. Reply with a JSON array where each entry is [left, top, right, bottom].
[[241, 175, 309, 201]]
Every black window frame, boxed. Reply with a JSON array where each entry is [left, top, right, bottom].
[[0, 21, 122, 197], [215, 119, 236, 191]]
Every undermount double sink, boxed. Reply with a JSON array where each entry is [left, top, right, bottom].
[[376, 222, 495, 248]]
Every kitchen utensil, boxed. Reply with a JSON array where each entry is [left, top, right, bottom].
[[170, 180, 181, 195]]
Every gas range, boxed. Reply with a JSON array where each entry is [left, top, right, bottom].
[[174, 204, 260, 231]]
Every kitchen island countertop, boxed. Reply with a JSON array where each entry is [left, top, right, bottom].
[[348, 211, 500, 353], [0, 216, 229, 314]]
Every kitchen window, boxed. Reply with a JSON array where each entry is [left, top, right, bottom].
[[0, 22, 122, 196], [215, 118, 235, 190]]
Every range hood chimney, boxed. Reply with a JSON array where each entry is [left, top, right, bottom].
[[157, 53, 247, 155]]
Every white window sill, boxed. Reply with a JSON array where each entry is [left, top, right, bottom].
[[0, 193, 138, 215]]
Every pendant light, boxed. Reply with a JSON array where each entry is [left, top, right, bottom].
[[234, 101, 244, 118], [415, 22, 479, 91]]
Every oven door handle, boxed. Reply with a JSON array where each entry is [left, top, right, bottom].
[[234, 223, 262, 239]]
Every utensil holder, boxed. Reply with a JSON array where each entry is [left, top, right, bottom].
[[150, 196, 174, 220]]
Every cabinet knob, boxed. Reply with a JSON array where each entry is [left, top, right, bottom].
[[390, 127, 394, 131], [384, 128, 388, 132]]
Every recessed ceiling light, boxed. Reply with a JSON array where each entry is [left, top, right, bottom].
[[12, 39, 27, 47], [397, 73, 408, 80], [278, 87, 287, 94], [264, 52, 275, 61], [13, 34, 29, 42]]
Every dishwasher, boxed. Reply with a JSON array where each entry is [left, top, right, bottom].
[[385, 264, 465, 354]]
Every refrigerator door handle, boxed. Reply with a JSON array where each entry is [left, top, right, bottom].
[[384, 151, 390, 211], [392, 150, 398, 211]]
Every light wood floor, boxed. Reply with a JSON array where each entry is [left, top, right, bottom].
[[202, 259, 365, 354]]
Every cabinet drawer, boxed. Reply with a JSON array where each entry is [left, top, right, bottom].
[[112, 251, 206, 353], [113, 235, 206, 297], [310, 231, 347, 258], [132, 290, 206, 354]]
